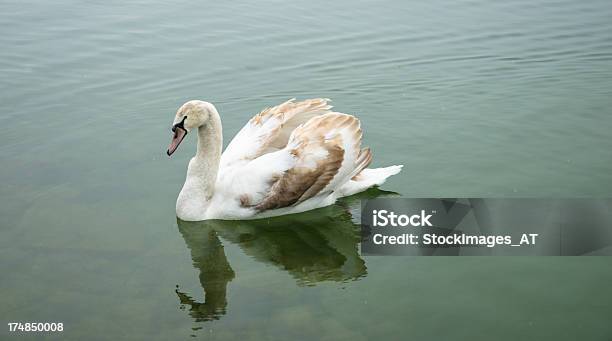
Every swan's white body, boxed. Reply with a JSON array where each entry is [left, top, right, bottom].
[[168, 99, 402, 221]]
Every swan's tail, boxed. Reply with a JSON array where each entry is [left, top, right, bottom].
[[338, 165, 403, 197]]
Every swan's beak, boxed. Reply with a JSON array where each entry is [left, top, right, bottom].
[[167, 127, 187, 156]]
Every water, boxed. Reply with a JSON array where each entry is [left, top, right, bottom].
[[1, 0, 612, 339]]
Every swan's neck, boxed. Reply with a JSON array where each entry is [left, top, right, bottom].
[[177, 109, 222, 219], [193, 112, 223, 196]]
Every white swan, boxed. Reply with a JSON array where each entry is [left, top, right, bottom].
[[166, 98, 402, 221]]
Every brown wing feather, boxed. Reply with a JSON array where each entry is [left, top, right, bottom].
[[251, 98, 332, 155], [254, 140, 344, 211], [221, 98, 332, 168], [254, 112, 362, 211], [351, 148, 372, 181]]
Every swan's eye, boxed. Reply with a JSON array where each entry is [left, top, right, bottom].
[[172, 116, 188, 132]]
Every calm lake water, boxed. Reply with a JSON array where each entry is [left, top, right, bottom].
[[1, 0, 612, 339]]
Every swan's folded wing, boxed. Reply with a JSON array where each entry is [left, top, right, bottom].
[[252, 113, 365, 211], [220, 98, 332, 169]]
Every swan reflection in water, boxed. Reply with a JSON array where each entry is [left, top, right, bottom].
[[174, 189, 394, 322]]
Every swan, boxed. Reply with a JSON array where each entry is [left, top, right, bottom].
[[166, 98, 402, 221]]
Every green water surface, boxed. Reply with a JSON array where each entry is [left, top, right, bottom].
[[1, 0, 612, 340]]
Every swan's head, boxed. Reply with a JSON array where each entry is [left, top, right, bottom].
[[167, 100, 217, 156]]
